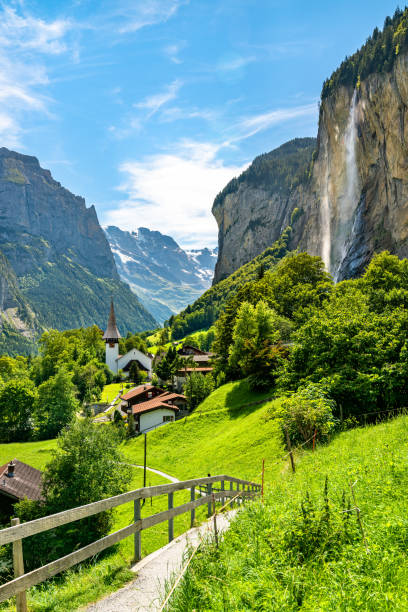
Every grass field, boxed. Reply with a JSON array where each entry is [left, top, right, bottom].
[[170, 414, 408, 610], [1, 379, 280, 611], [122, 379, 283, 484]]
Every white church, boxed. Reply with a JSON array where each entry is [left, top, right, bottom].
[[103, 300, 153, 378]]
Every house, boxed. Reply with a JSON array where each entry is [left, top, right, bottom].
[[0, 460, 43, 519], [103, 300, 153, 378], [175, 344, 214, 391], [120, 386, 188, 433], [120, 384, 164, 411]]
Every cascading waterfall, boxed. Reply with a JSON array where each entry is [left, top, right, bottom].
[[320, 157, 331, 272], [333, 89, 360, 280]]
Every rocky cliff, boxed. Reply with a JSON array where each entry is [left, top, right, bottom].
[[212, 138, 316, 283], [213, 10, 408, 283], [0, 149, 156, 352], [296, 53, 408, 280], [105, 225, 217, 323]]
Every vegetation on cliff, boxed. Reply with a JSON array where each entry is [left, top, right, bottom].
[[212, 138, 316, 209], [322, 6, 408, 98]]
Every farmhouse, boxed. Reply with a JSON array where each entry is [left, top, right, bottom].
[[0, 460, 43, 519], [175, 344, 214, 391], [120, 386, 187, 433], [103, 300, 153, 377]]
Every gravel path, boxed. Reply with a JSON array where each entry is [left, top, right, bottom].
[[126, 465, 179, 484], [85, 510, 236, 612]]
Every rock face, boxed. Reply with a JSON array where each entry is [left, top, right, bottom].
[[212, 139, 316, 283], [297, 53, 408, 279], [213, 52, 408, 282], [105, 225, 217, 324], [0, 149, 156, 352]]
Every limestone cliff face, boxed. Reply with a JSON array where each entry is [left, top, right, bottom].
[[0, 148, 117, 278], [213, 53, 408, 283], [298, 52, 408, 279], [212, 138, 316, 283]]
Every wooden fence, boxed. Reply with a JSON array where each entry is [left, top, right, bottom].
[[0, 474, 260, 610]]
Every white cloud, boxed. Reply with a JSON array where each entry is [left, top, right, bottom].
[[114, 0, 188, 34], [226, 103, 318, 144], [103, 141, 246, 248], [136, 79, 182, 118], [163, 41, 186, 64], [0, 4, 72, 147], [217, 55, 256, 72]]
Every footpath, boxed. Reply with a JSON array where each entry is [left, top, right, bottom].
[[85, 510, 236, 612]]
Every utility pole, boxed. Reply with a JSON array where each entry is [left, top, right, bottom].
[[144, 433, 147, 488]]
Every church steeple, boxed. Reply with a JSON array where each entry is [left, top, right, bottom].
[[103, 299, 121, 343]]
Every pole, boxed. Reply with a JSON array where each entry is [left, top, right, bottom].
[[168, 492, 174, 542], [285, 427, 296, 473], [143, 433, 147, 488], [212, 493, 219, 548], [133, 499, 141, 562], [261, 458, 265, 504], [11, 518, 27, 612]]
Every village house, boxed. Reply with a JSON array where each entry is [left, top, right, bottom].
[[0, 460, 43, 520], [120, 385, 188, 434], [103, 300, 153, 378], [175, 344, 214, 392]]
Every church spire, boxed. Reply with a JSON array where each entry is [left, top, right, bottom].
[[103, 299, 121, 342]]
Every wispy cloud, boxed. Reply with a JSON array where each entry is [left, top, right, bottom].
[[163, 41, 186, 64], [111, 0, 189, 34], [0, 4, 72, 146], [229, 103, 318, 142], [135, 79, 182, 118], [103, 140, 246, 248], [216, 55, 256, 72]]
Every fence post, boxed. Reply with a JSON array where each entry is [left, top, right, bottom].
[[207, 480, 212, 517], [190, 486, 195, 528], [168, 492, 174, 542], [133, 499, 141, 562], [285, 427, 296, 473], [230, 480, 234, 508], [11, 518, 27, 612], [221, 479, 225, 507]]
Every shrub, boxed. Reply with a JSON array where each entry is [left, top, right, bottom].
[[276, 383, 336, 443]]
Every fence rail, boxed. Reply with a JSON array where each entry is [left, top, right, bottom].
[[0, 474, 260, 609]]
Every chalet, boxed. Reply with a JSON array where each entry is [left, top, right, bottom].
[[103, 300, 153, 378], [120, 386, 188, 433], [0, 460, 43, 519], [175, 344, 214, 391]]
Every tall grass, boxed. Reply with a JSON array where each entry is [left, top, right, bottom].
[[169, 415, 408, 610]]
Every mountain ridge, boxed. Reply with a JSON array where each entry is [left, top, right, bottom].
[[104, 225, 217, 324]]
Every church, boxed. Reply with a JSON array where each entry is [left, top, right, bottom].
[[103, 300, 153, 378]]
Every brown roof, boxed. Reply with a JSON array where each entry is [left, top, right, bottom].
[[131, 398, 180, 415], [177, 367, 213, 373], [0, 459, 43, 501], [102, 299, 121, 341], [121, 384, 162, 401], [159, 392, 187, 401]]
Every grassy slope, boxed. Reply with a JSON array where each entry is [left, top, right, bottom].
[[123, 380, 283, 483], [171, 415, 408, 611]]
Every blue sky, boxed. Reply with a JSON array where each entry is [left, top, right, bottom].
[[1, 0, 401, 247]]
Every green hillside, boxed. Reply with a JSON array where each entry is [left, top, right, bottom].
[[170, 413, 408, 610], [167, 218, 297, 340]]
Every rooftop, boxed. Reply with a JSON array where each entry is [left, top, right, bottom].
[[0, 459, 43, 501], [102, 299, 121, 341]]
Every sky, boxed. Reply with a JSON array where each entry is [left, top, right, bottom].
[[1, 0, 401, 248]]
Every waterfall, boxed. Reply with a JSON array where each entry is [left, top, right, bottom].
[[334, 89, 360, 281], [321, 160, 331, 272]]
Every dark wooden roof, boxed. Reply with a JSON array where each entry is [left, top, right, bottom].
[[102, 299, 121, 341], [0, 459, 43, 501], [120, 384, 162, 401]]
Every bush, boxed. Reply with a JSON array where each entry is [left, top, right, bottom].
[[276, 383, 336, 444]]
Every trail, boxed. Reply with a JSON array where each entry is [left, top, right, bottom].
[[127, 464, 179, 484], [85, 510, 237, 612]]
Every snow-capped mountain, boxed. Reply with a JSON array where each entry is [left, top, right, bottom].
[[104, 226, 218, 324]]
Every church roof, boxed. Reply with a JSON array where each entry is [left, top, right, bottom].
[[103, 299, 121, 340]]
